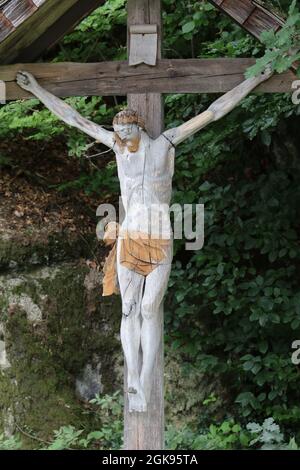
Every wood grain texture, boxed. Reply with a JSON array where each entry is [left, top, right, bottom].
[[0, 0, 40, 42], [208, 1, 298, 72], [244, 7, 280, 36], [124, 0, 164, 451], [0, 0, 77, 64], [0, 0, 105, 65], [14, 0, 106, 63], [208, 0, 284, 39], [130, 24, 157, 34], [0, 0, 35, 25], [2, 59, 295, 100], [220, 0, 255, 24], [1, 0, 37, 28], [0, 11, 14, 42]]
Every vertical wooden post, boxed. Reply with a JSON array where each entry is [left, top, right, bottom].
[[124, 0, 164, 450]]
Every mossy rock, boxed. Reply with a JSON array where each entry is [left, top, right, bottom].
[[0, 261, 122, 448], [165, 351, 227, 431], [0, 232, 226, 449], [0, 229, 100, 272]]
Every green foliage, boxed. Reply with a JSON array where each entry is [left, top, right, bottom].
[[161, 7, 300, 439], [88, 391, 123, 450], [166, 164, 300, 429], [0, 393, 123, 451], [0, 434, 22, 450], [42, 391, 123, 450], [246, 0, 300, 78], [247, 418, 298, 450], [165, 415, 299, 450], [167, 420, 250, 450], [163, 0, 218, 58], [46, 426, 85, 450], [180, 2, 215, 36], [166, 417, 298, 450], [189, 421, 250, 450], [53, 0, 127, 63], [3, 412, 298, 451]]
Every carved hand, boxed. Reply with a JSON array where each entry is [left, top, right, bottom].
[[16, 71, 38, 91], [258, 63, 273, 82]]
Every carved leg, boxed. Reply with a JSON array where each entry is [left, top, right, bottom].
[[117, 238, 147, 413], [140, 244, 173, 404]]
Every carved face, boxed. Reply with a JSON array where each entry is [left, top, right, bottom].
[[113, 123, 140, 143]]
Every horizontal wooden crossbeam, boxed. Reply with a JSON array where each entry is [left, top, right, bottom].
[[1, 59, 295, 100]]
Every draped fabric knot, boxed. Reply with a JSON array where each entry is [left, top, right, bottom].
[[102, 221, 171, 296]]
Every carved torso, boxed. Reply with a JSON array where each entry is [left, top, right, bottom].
[[114, 131, 174, 237]]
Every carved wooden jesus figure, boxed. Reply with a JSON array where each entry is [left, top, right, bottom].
[[16, 66, 272, 412]]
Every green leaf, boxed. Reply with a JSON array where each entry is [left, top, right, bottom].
[[182, 21, 195, 34], [258, 341, 268, 354], [261, 130, 271, 147]]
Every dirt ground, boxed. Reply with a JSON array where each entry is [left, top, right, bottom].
[[0, 136, 102, 238]]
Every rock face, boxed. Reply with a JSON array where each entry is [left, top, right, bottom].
[[0, 226, 123, 447]]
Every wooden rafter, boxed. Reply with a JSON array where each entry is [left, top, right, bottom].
[[0, 0, 41, 43], [208, 0, 284, 38], [208, 1, 299, 72], [0, 0, 106, 65]]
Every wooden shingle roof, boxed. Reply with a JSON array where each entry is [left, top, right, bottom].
[[208, 1, 299, 71], [0, 0, 105, 64], [208, 0, 285, 39], [0, 0, 45, 43], [0, 0, 291, 67]]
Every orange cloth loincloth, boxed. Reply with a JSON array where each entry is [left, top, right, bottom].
[[102, 221, 171, 296]]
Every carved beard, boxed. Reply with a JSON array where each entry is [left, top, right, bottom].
[[114, 132, 141, 154]]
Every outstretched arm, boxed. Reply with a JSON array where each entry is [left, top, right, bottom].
[[164, 66, 273, 147], [16, 71, 115, 149]]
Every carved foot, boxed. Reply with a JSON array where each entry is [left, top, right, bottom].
[[127, 378, 147, 413]]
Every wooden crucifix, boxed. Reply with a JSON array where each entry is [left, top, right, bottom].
[[6, 0, 294, 451]]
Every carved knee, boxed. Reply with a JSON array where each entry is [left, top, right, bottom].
[[141, 299, 156, 320], [122, 300, 137, 318]]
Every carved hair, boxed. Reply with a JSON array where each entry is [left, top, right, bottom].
[[113, 108, 144, 153], [113, 108, 145, 129]]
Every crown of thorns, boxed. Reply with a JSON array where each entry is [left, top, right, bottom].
[[113, 109, 145, 129]]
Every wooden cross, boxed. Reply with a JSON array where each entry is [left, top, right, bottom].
[[125, 1, 163, 451], [0, 0, 296, 452]]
